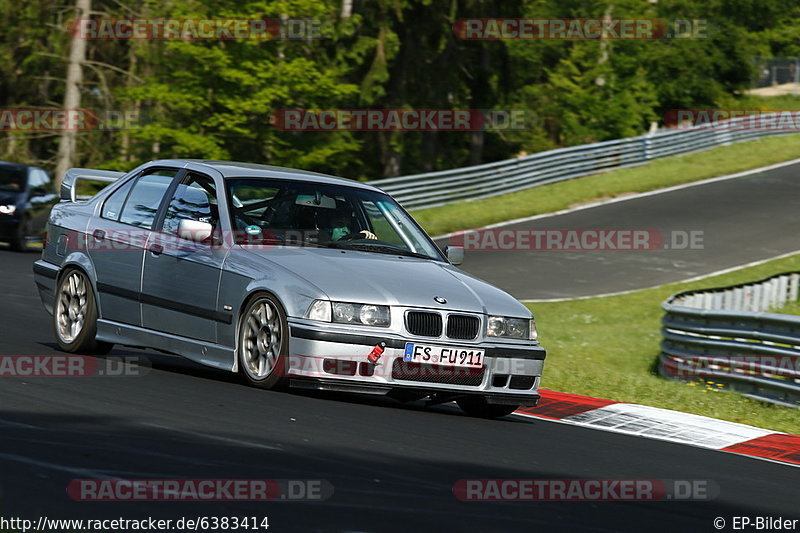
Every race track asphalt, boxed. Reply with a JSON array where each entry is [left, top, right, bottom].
[[445, 162, 800, 299], [1, 251, 798, 533]]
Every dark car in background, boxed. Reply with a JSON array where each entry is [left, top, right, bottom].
[[0, 161, 58, 250]]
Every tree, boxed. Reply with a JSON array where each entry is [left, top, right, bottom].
[[55, 0, 90, 187]]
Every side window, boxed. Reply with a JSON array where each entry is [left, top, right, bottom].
[[162, 174, 219, 236], [118, 169, 178, 229], [28, 169, 51, 193], [101, 178, 135, 221]]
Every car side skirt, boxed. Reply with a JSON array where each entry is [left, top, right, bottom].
[[96, 319, 235, 371]]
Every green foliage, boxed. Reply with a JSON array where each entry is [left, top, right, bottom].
[[0, 0, 798, 179]]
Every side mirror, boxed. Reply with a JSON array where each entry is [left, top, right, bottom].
[[445, 245, 464, 265], [178, 219, 213, 243]]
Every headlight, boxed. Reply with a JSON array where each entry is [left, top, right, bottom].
[[0, 205, 16, 214], [358, 304, 390, 326], [307, 300, 331, 322], [332, 302, 355, 322], [307, 300, 391, 327], [487, 316, 536, 340]]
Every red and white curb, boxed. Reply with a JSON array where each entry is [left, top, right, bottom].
[[515, 390, 800, 467]]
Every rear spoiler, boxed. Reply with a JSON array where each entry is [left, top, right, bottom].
[[60, 168, 126, 202]]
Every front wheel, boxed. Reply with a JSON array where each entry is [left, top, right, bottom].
[[457, 396, 519, 419], [54, 269, 113, 355], [238, 293, 289, 390]]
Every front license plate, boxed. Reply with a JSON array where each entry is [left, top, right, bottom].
[[403, 343, 484, 369]]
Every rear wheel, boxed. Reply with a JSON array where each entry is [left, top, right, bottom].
[[54, 269, 113, 355], [238, 293, 289, 390], [457, 396, 519, 418]]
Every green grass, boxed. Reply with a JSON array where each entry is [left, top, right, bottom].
[[412, 133, 800, 236], [528, 253, 800, 435], [733, 93, 800, 110], [773, 299, 800, 316]]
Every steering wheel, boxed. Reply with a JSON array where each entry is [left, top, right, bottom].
[[338, 231, 364, 241], [339, 230, 379, 241]]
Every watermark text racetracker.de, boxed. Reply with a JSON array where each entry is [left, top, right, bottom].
[[70, 18, 328, 40], [0, 109, 141, 132], [453, 18, 709, 40], [666, 355, 800, 380], [271, 109, 529, 131], [665, 109, 800, 131], [454, 478, 718, 501], [0, 355, 148, 378], [68, 478, 333, 502], [449, 229, 704, 251], [62, 228, 704, 252]]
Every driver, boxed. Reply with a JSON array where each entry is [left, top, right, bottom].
[[330, 207, 377, 241]]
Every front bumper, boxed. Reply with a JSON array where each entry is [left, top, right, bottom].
[[286, 322, 545, 406]]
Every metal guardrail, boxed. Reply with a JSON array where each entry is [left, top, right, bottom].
[[659, 272, 800, 408], [368, 113, 794, 209]]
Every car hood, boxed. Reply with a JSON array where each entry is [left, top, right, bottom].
[[241, 247, 530, 317]]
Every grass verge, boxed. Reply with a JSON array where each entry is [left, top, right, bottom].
[[528, 253, 800, 435], [774, 299, 800, 316], [412, 134, 800, 236]]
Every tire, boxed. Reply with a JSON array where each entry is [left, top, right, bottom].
[[457, 396, 519, 419], [9, 216, 32, 252], [237, 293, 289, 390], [54, 268, 113, 355]]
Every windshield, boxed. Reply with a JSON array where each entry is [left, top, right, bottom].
[[226, 178, 444, 261], [0, 165, 26, 192]]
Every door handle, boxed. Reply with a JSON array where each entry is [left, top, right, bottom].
[[149, 244, 163, 256], [93, 229, 105, 240]]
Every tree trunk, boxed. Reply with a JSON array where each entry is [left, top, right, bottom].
[[341, 0, 353, 19], [595, 4, 614, 86], [421, 132, 437, 172], [55, 0, 91, 188], [468, 40, 492, 165], [120, 45, 138, 163], [468, 130, 484, 166], [378, 131, 401, 177]]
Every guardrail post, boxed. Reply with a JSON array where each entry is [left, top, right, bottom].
[[753, 285, 763, 312], [733, 287, 743, 310]]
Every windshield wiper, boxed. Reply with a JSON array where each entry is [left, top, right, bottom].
[[326, 241, 433, 260]]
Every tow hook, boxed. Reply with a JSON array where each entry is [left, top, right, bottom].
[[367, 342, 386, 365]]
